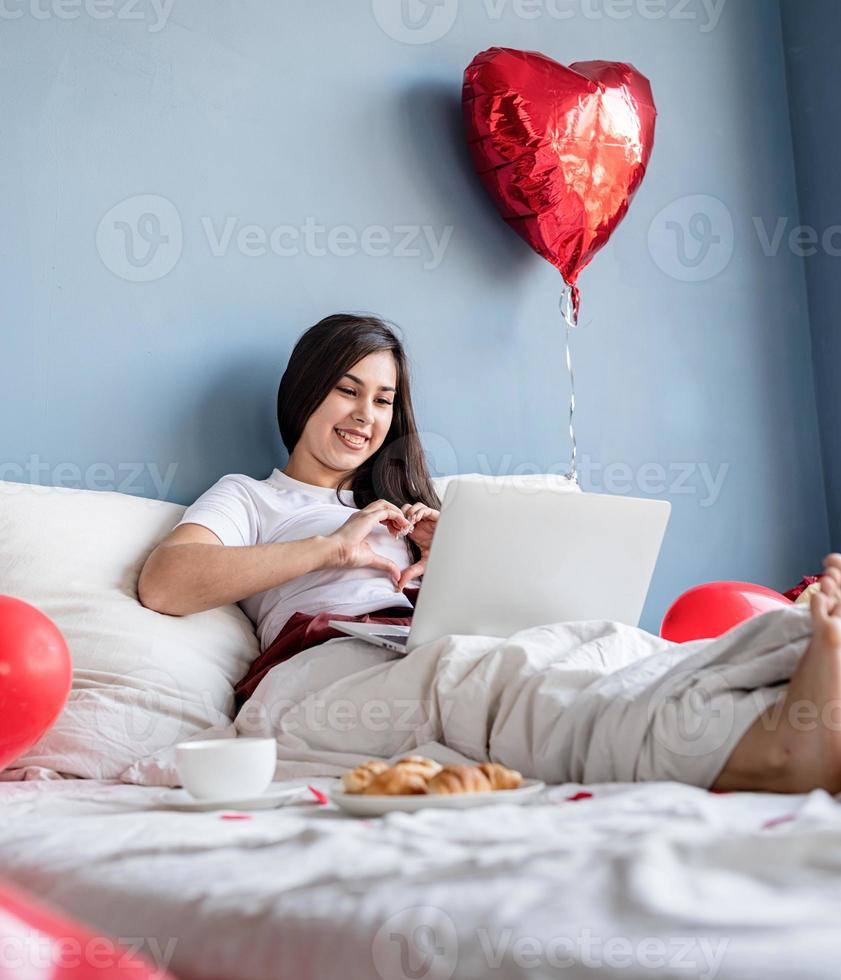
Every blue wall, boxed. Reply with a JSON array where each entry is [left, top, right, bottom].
[[0, 0, 829, 633], [781, 0, 841, 550]]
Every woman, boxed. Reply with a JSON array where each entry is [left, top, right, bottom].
[[139, 312, 841, 796], [138, 312, 442, 705]]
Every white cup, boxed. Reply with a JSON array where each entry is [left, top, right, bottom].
[[174, 737, 277, 799]]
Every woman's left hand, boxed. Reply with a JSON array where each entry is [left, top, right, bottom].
[[395, 503, 439, 592]]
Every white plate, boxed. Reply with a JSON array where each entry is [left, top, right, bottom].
[[329, 778, 546, 817], [157, 784, 307, 812]]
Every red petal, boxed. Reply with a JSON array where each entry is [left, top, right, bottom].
[[308, 785, 328, 804]]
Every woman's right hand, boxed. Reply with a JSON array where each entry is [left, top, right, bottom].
[[324, 500, 413, 588]]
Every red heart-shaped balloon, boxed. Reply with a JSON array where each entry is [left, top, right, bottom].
[[463, 48, 656, 312]]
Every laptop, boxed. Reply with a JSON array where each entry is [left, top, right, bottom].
[[329, 476, 670, 654]]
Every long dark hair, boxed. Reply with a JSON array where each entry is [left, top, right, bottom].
[[277, 313, 441, 563]]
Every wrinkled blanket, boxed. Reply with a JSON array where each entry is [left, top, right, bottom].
[[123, 606, 813, 789]]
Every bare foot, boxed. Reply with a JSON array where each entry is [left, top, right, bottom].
[[713, 554, 841, 794]]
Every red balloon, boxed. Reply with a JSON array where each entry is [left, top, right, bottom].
[[661, 582, 794, 644], [0, 876, 175, 977], [0, 596, 72, 773], [463, 48, 657, 315]]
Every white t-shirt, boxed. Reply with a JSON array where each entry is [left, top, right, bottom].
[[174, 468, 415, 650]]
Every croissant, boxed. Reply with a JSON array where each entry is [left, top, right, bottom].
[[392, 756, 443, 780], [341, 757, 522, 797], [478, 763, 522, 791], [341, 760, 389, 794], [362, 767, 429, 796], [426, 764, 494, 795]]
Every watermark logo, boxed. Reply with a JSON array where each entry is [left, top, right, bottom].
[[96, 194, 183, 282], [648, 194, 734, 282], [646, 666, 736, 759], [648, 198, 841, 279], [96, 196, 454, 280], [369, 914, 729, 979], [371, 0, 726, 43], [372, 907, 458, 980], [371, 0, 458, 44]]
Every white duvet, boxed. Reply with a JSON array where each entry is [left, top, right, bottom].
[[126, 603, 813, 791]]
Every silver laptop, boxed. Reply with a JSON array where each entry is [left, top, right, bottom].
[[329, 476, 670, 654]]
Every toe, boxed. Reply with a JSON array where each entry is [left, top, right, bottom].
[[826, 617, 841, 647], [821, 571, 841, 617], [812, 588, 841, 648], [811, 588, 830, 623]]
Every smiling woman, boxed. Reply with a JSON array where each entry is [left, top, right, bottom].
[[137, 312, 442, 699], [277, 313, 435, 512], [279, 328, 401, 472]]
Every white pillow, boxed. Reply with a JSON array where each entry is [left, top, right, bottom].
[[431, 472, 580, 501], [0, 481, 259, 780]]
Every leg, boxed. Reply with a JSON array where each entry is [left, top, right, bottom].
[[713, 554, 841, 793]]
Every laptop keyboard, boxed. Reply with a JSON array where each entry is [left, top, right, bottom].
[[374, 633, 408, 645]]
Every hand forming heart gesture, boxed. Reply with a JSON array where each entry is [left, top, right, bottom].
[[395, 502, 439, 592]]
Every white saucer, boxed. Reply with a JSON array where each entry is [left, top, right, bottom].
[[157, 783, 307, 812], [329, 778, 546, 817]]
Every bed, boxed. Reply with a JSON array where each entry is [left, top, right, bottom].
[[2, 477, 841, 979], [2, 776, 841, 979]]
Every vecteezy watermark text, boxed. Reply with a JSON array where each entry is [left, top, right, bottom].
[[476, 927, 728, 976], [236, 692, 458, 737], [0, 0, 175, 31], [96, 194, 454, 281], [201, 216, 453, 270], [371, 910, 730, 980], [371, 0, 727, 44], [0, 931, 177, 977], [649, 194, 841, 283], [474, 453, 730, 507], [0, 455, 179, 499], [753, 216, 841, 258]]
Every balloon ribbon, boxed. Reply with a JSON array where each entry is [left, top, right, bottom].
[[560, 284, 579, 484]]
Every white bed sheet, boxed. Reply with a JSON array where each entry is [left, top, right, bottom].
[[2, 778, 841, 980]]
